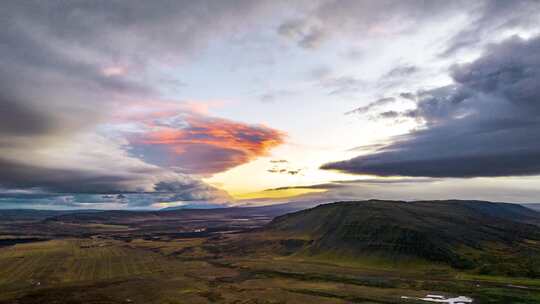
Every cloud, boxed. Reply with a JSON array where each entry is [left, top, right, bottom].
[[442, 0, 540, 56], [254, 176, 540, 205], [345, 97, 396, 115], [277, 0, 465, 49], [0, 96, 56, 137], [267, 168, 303, 175], [267, 160, 303, 176], [0, 190, 230, 210], [3, 1, 279, 64], [278, 1, 539, 54], [382, 65, 418, 78], [0, 1, 287, 207], [278, 19, 327, 49], [0, 0, 280, 140], [4, 1, 539, 209], [377, 111, 401, 119], [0, 158, 140, 193], [399, 92, 417, 101], [270, 159, 289, 164], [321, 76, 366, 96], [129, 113, 285, 175], [326, 66, 419, 101], [266, 177, 438, 191], [0, 131, 229, 201], [323, 35, 540, 178]]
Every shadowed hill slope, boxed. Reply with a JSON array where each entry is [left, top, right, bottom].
[[265, 200, 540, 274], [523, 203, 540, 212]]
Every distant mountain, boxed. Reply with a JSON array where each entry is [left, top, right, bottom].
[[0, 209, 99, 222], [523, 203, 540, 212], [0, 204, 310, 239], [265, 200, 540, 276], [46, 203, 305, 223], [0, 203, 303, 225], [0, 202, 313, 224], [161, 203, 227, 210], [161, 201, 319, 212]]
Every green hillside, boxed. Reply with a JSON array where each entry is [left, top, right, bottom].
[[266, 200, 540, 276]]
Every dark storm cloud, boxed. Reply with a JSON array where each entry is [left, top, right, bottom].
[[323, 35, 540, 178], [0, 1, 279, 205], [0, 158, 137, 193], [0, 144, 229, 203], [0, 0, 274, 138], [0, 95, 55, 137], [2, 1, 274, 63], [0, 155, 230, 210], [0, 157, 227, 201]]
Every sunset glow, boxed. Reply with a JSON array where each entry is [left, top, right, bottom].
[[1, 1, 540, 209]]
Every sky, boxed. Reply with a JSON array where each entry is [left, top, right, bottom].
[[1, 0, 540, 209]]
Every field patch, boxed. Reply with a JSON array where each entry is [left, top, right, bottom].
[[0, 239, 175, 295]]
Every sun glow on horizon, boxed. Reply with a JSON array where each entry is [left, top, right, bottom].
[[231, 188, 327, 200]]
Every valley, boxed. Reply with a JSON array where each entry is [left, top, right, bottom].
[[1, 200, 540, 303]]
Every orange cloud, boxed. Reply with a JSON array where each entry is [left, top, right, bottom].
[[129, 113, 285, 175]]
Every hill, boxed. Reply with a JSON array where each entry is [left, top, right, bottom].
[[45, 203, 303, 224], [0, 209, 100, 222], [265, 200, 540, 276], [523, 203, 540, 212], [2, 200, 540, 303], [0, 203, 306, 239]]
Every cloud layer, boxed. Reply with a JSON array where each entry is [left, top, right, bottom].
[[129, 112, 285, 175], [0, 1, 285, 207], [323, 35, 540, 178], [3, 1, 540, 208], [277, 0, 540, 53]]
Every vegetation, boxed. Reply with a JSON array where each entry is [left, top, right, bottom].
[[267, 200, 540, 275], [0, 200, 539, 303]]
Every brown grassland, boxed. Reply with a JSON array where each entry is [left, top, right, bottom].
[[0, 235, 539, 304], [1, 202, 540, 303]]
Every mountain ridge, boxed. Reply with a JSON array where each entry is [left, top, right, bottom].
[[264, 199, 540, 275]]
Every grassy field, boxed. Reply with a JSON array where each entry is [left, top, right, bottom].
[[1, 200, 540, 303], [0, 237, 539, 303], [0, 239, 170, 292]]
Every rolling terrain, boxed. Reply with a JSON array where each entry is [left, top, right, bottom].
[[0, 203, 304, 240], [265, 200, 540, 275], [0, 200, 540, 303], [523, 204, 540, 212]]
